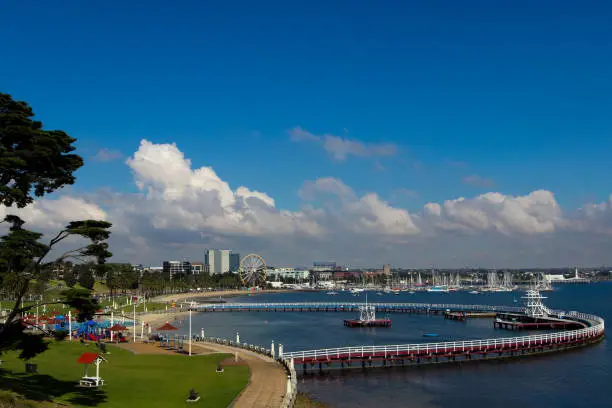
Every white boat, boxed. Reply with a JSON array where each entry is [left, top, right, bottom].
[[469, 290, 480, 294], [326, 291, 339, 295], [427, 285, 449, 293], [350, 288, 365, 294]]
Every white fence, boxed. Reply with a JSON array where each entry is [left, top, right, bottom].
[[201, 337, 297, 408], [195, 301, 526, 313], [282, 311, 604, 361]]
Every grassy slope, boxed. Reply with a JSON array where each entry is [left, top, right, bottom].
[[0, 342, 249, 408]]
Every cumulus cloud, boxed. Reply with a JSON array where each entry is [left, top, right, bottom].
[[4, 139, 612, 268], [424, 190, 563, 235], [288, 127, 397, 161]]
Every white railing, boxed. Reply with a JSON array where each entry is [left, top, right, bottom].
[[282, 311, 604, 361], [199, 337, 297, 408], [196, 302, 526, 313]]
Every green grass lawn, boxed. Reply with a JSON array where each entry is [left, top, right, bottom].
[[0, 342, 249, 408]]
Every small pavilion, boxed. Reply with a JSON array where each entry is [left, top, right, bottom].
[[77, 352, 107, 387]]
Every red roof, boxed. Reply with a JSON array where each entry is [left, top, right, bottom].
[[77, 352, 101, 364], [156, 322, 178, 331]]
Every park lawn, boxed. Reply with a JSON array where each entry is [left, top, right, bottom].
[[0, 341, 249, 408]]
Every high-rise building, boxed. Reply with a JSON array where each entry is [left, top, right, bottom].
[[205, 249, 235, 274], [383, 264, 391, 275], [230, 253, 240, 273]]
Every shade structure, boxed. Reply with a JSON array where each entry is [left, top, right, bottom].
[[109, 323, 128, 332], [77, 352, 102, 364], [156, 322, 178, 331]]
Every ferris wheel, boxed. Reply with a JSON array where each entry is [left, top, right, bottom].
[[239, 254, 267, 287]]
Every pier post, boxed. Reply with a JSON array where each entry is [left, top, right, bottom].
[[271, 341, 275, 359], [236, 331, 240, 344], [279, 344, 284, 358], [201, 328, 204, 340]]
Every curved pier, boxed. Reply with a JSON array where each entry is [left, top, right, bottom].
[[281, 310, 604, 369], [190, 302, 605, 372]]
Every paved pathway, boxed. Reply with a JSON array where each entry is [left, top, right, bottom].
[[117, 341, 286, 407], [192, 343, 286, 408]]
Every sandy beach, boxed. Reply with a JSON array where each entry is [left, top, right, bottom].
[[151, 289, 288, 303], [136, 310, 191, 328]]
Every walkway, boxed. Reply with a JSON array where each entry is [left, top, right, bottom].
[[116, 341, 287, 407], [192, 342, 286, 408]]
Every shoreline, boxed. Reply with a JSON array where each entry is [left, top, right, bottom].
[[151, 289, 290, 303]]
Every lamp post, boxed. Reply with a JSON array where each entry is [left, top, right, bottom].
[[133, 302, 136, 343], [188, 309, 192, 356], [68, 311, 72, 342]]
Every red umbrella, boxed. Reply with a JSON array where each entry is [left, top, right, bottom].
[[156, 322, 178, 331], [109, 323, 128, 332]]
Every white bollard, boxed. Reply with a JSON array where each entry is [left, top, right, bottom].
[[236, 331, 240, 344], [201, 328, 204, 339], [278, 343, 283, 358], [271, 341, 275, 359]]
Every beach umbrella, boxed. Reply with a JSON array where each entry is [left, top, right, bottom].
[[156, 322, 178, 331], [109, 323, 128, 332]]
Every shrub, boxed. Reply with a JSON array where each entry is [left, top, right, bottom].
[[54, 330, 68, 341]]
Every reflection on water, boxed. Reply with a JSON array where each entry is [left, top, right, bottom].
[[174, 284, 610, 408]]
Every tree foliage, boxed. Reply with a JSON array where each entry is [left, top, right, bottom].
[[0, 93, 113, 359], [63, 269, 77, 288], [78, 267, 95, 290], [0, 93, 83, 208]]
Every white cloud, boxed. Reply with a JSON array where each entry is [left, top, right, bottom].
[[424, 190, 563, 235], [4, 140, 612, 268], [299, 177, 356, 201], [288, 127, 397, 161], [0, 196, 107, 230]]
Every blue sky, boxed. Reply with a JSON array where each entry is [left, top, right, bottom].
[[2, 1, 612, 266], [3, 1, 611, 210]]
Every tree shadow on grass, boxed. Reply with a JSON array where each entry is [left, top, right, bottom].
[[0, 369, 107, 406]]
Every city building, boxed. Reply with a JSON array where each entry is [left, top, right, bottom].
[[267, 267, 310, 281], [162, 261, 191, 279], [312, 261, 336, 272], [230, 253, 240, 273], [205, 249, 237, 274], [383, 264, 391, 275], [191, 263, 204, 275]]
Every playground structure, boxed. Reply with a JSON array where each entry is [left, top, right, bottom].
[[154, 322, 190, 353]]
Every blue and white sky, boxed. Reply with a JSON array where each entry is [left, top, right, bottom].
[[2, 1, 612, 268]]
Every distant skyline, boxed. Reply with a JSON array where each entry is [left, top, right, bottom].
[[1, 1, 612, 268]]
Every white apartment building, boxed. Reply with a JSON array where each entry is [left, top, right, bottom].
[[267, 267, 310, 281], [205, 249, 234, 274]]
